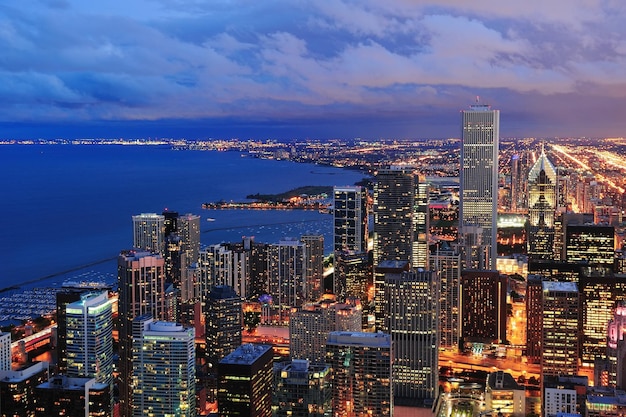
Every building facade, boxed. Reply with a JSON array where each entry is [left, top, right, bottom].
[[527, 147, 558, 260], [326, 332, 393, 417], [460, 103, 499, 270], [65, 291, 114, 387], [132, 316, 196, 417], [541, 281, 580, 377], [385, 270, 439, 404], [117, 250, 168, 416], [132, 212, 166, 254], [218, 344, 274, 417], [333, 185, 368, 254]]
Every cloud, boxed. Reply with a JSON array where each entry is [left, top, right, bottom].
[[2, 0, 626, 137]]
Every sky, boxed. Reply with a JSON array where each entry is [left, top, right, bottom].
[[2, 0, 626, 139]]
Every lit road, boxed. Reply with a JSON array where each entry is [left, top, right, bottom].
[[439, 350, 540, 380]]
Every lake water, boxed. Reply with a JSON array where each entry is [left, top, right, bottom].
[[0, 144, 366, 290]]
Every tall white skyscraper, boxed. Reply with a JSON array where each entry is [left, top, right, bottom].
[[132, 315, 195, 417], [65, 291, 114, 387], [460, 102, 499, 270], [132, 213, 165, 254]]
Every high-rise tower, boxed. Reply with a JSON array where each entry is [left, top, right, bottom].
[[373, 166, 416, 267], [385, 270, 438, 403], [117, 250, 168, 416], [460, 103, 499, 270], [333, 186, 368, 253], [65, 291, 114, 387], [527, 146, 557, 260], [301, 235, 324, 302], [132, 213, 165, 255], [132, 315, 195, 417]]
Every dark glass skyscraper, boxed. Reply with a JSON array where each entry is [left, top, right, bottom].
[[527, 146, 557, 260]]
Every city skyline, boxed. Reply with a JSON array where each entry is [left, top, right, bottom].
[[3, 1, 626, 140]]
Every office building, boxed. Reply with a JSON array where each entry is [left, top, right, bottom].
[[587, 387, 626, 417], [460, 270, 507, 343], [460, 102, 499, 270], [510, 154, 521, 212], [272, 359, 331, 417], [606, 302, 626, 388], [65, 291, 114, 387], [161, 211, 201, 285], [373, 166, 417, 266], [132, 212, 165, 254], [56, 287, 95, 374], [267, 239, 306, 325], [385, 270, 438, 404], [132, 315, 195, 416], [289, 299, 362, 364], [373, 260, 409, 332], [333, 185, 368, 253], [580, 274, 626, 368], [0, 331, 10, 371], [525, 274, 544, 364], [326, 332, 393, 417], [301, 235, 324, 302], [218, 344, 274, 417], [484, 371, 525, 417], [430, 244, 461, 350], [543, 375, 588, 417], [542, 281, 580, 377], [0, 361, 49, 416], [117, 250, 168, 417], [527, 146, 558, 260], [334, 250, 370, 303], [199, 243, 251, 299], [205, 285, 242, 368], [565, 224, 615, 269], [414, 176, 430, 269], [35, 375, 110, 417]]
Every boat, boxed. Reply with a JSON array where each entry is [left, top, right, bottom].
[[207, 218, 216, 222]]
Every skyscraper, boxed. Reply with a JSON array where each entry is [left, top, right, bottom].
[[460, 270, 507, 343], [218, 344, 274, 417], [132, 213, 166, 254], [65, 291, 114, 388], [333, 185, 368, 253], [385, 270, 438, 404], [205, 285, 242, 368], [430, 244, 461, 350], [542, 281, 579, 377], [0, 332, 10, 371], [273, 359, 332, 417], [527, 146, 557, 260], [289, 299, 362, 364], [117, 250, 168, 416], [460, 102, 499, 270], [132, 315, 196, 417], [373, 166, 416, 266], [267, 239, 306, 324], [326, 332, 393, 417], [301, 235, 324, 302]]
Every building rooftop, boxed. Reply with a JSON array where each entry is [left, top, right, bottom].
[[0, 361, 48, 383], [327, 331, 391, 348], [542, 281, 578, 292], [487, 371, 523, 391], [220, 343, 273, 365]]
